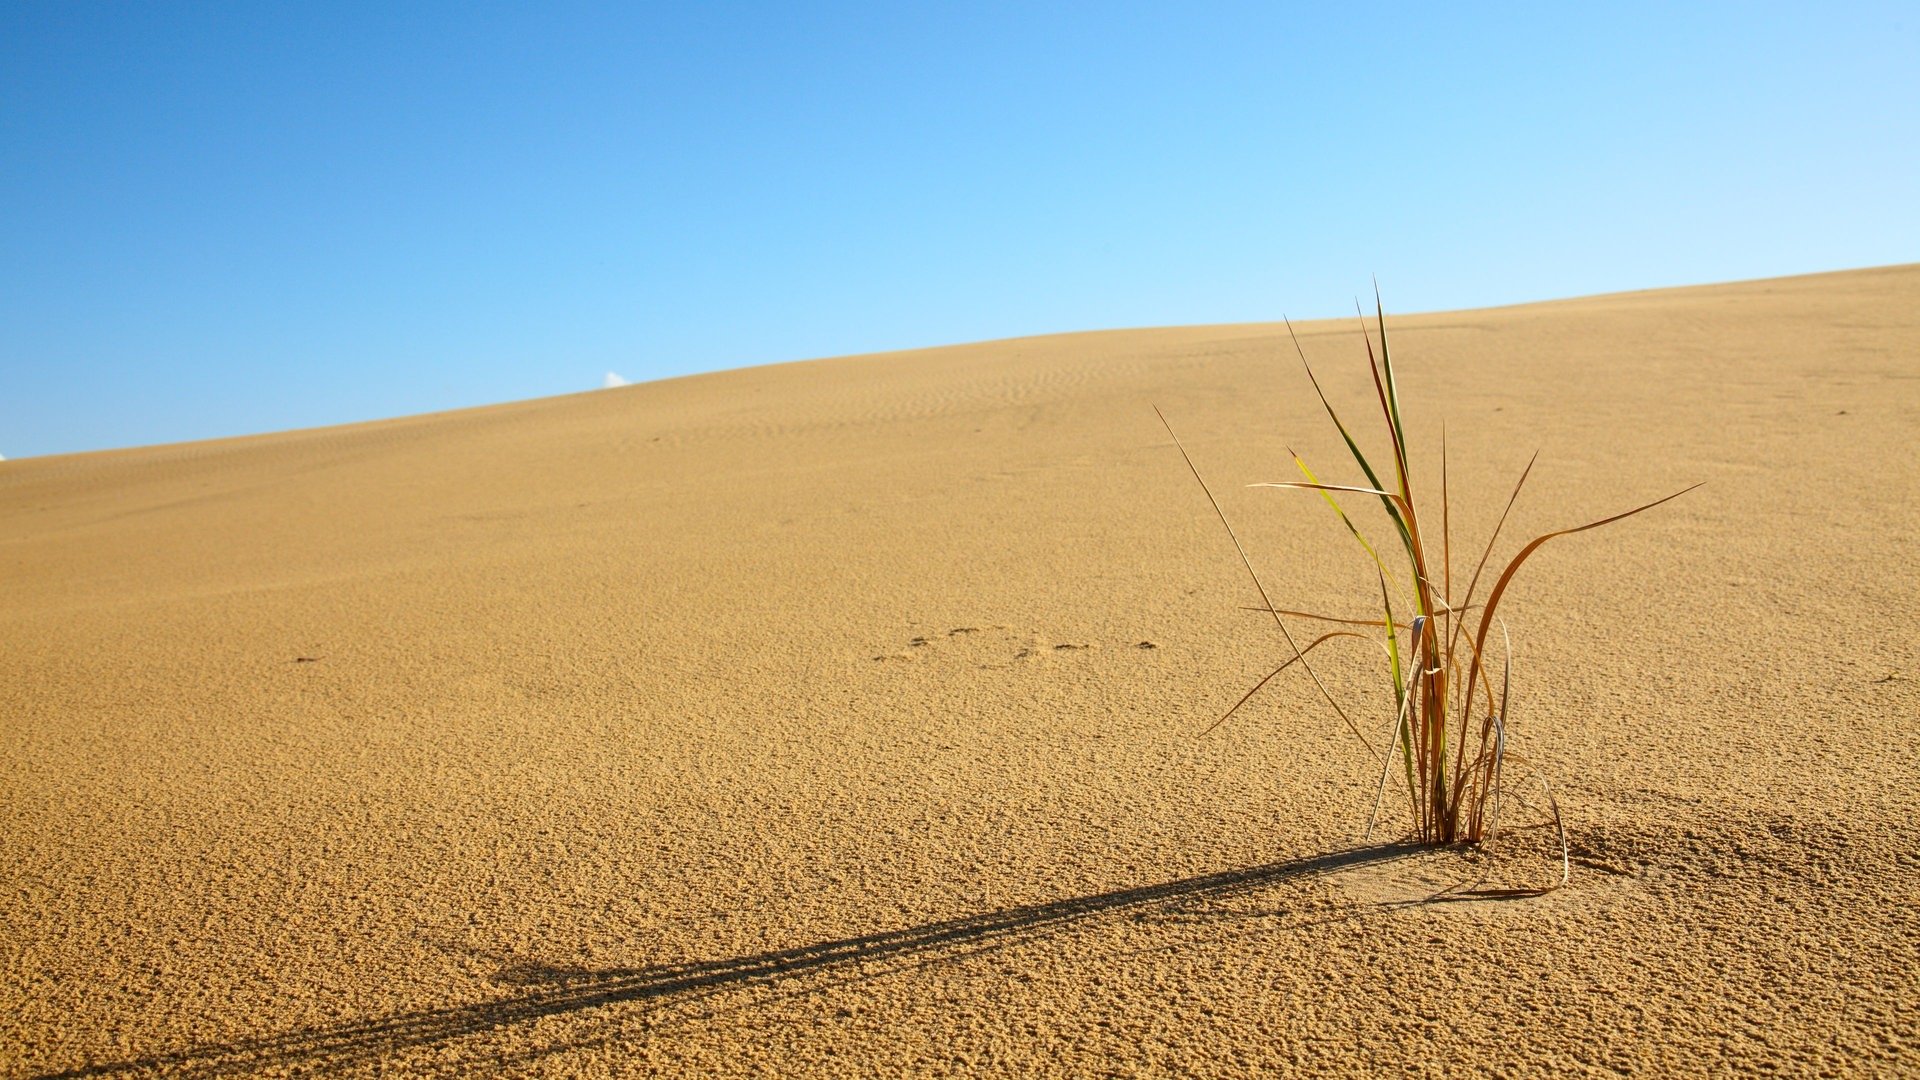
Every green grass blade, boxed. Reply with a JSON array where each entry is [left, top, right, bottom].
[[1366, 614, 1422, 842], [1284, 319, 1413, 553], [1357, 302, 1413, 507], [1291, 452, 1410, 602], [1373, 285, 1413, 492], [1379, 568, 1404, 708]]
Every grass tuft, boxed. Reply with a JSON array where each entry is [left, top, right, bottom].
[[1162, 299, 1698, 882]]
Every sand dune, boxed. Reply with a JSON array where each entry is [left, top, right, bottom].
[[4, 266, 1917, 1076]]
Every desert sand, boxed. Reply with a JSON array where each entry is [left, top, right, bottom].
[[3, 266, 1917, 1076]]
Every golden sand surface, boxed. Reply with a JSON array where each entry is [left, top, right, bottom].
[[4, 266, 1917, 1077]]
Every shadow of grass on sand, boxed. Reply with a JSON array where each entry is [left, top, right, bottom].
[[45, 844, 1419, 1078]]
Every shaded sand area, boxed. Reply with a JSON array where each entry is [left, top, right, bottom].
[[4, 266, 1918, 1076]]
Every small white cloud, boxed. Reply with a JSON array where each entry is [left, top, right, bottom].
[[602, 371, 631, 389]]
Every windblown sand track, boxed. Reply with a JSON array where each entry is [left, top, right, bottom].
[[4, 266, 1917, 1076]]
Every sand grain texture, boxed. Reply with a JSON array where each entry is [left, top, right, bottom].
[[4, 266, 1918, 1076]]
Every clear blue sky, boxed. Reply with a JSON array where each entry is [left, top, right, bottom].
[[3, 3, 1915, 459]]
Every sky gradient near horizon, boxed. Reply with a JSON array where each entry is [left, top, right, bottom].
[[3, 3, 1916, 459]]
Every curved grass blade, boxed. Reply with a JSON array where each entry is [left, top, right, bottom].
[[1197, 630, 1370, 739], [1463, 483, 1704, 728]]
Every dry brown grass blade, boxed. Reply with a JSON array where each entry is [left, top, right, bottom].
[[1235, 606, 1408, 629], [1463, 482, 1704, 728], [1250, 480, 1412, 515], [1155, 407, 1380, 762], [1240, 603, 1474, 625], [1198, 630, 1371, 739], [1443, 450, 1538, 688]]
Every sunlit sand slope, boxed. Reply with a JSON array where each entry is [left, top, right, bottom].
[[3, 265, 1917, 1076]]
